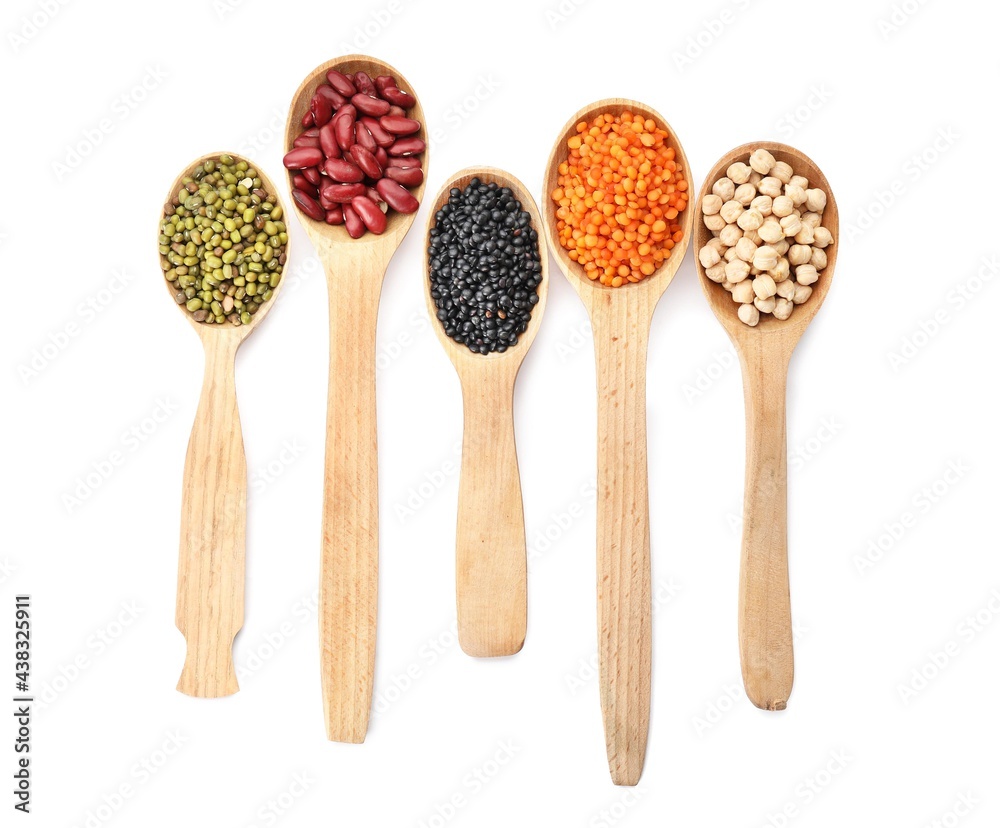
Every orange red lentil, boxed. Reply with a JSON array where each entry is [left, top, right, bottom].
[[551, 111, 688, 287]]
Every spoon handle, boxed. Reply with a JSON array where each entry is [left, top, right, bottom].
[[175, 334, 245, 697], [456, 362, 527, 657], [591, 299, 652, 787], [320, 249, 385, 743], [738, 343, 793, 710]]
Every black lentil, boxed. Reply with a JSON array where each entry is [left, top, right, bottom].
[[428, 178, 542, 355]]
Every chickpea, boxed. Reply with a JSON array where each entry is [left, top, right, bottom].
[[772, 297, 794, 320], [734, 236, 757, 262], [758, 217, 784, 244], [727, 162, 752, 184], [734, 183, 757, 206], [770, 257, 790, 282], [706, 262, 728, 283], [792, 283, 813, 304], [702, 194, 724, 215], [712, 177, 736, 201], [780, 214, 802, 237], [795, 263, 819, 285], [738, 303, 760, 326], [719, 223, 742, 247], [699, 245, 721, 268], [737, 208, 764, 232], [771, 161, 793, 184], [749, 148, 776, 174], [813, 226, 834, 248], [750, 195, 773, 216], [804, 188, 827, 213], [752, 245, 779, 271], [720, 200, 744, 224], [775, 268, 796, 293], [771, 195, 794, 217], [725, 259, 751, 283], [754, 295, 777, 313], [732, 280, 755, 303], [788, 244, 812, 266], [704, 213, 726, 232], [758, 176, 783, 198], [810, 247, 828, 269], [753, 274, 777, 299]]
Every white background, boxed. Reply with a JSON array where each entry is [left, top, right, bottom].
[[3, 0, 998, 825]]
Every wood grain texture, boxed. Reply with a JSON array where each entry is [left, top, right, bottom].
[[164, 153, 288, 698], [284, 56, 428, 742], [693, 142, 838, 711], [423, 167, 549, 658], [542, 100, 694, 786]]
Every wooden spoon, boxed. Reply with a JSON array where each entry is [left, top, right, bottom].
[[542, 100, 694, 786], [162, 152, 289, 698], [422, 167, 549, 658], [284, 55, 428, 743], [693, 142, 838, 711]]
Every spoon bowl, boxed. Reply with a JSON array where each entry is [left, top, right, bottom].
[[284, 55, 428, 743], [542, 99, 693, 786], [161, 151, 289, 697], [423, 167, 549, 658], [694, 141, 838, 711], [695, 142, 838, 343]]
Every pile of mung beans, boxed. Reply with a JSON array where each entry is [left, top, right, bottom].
[[428, 179, 542, 355], [283, 69, 423, 237], [159, 156, 287, 326], [700, 148, 833, 327]]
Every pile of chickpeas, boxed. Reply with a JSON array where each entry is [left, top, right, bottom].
[[699, 149, 834, 326]]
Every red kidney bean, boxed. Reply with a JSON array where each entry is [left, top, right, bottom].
[[326, 69, 357, 97], [374, 147, 388, 168], [292, 174, 318, 198], [321, 183, 367, 203], [351, 93, 390, 117], [302, 127, 320, 137], [351, 195, 387, 234], [387, 105, 406, 117], [374, 75, 394, 96], [325, 206, 345, 225], [387, 136, 425, 156], [360, 116, 394, 148], [292, 189, 325, 221], [367, 186, 382, 204], [343, 204, 365, 238], [316, 84, 347, 109], [282, 146, 324, 169], [311, 93, 333, 127], [301, 109, 314, 127], [386, 155, 422, 169], [379, 115, 420, 135], [333, 105, 356, 152], [353, 71, 376, 95], [382, 86, 416, 108], [354, 122, 377, 153], [349, 145, 382, 179], [319, 122, 341, 159], [324, 157, 364, 183], [385, 165, 423, 186], [302, 166, 322, 186], [293, 133, 321, 148], [376, 178, 420, 213]]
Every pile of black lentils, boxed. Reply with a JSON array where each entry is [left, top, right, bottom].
[[428, 179, 542, 355]]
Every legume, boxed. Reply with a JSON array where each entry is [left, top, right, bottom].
[[285, 69, 423, 237], [700, 148, 834, 326], [159, 155, 287, 326], [551, 111, 688, 287], [428, 179, 542, 355]]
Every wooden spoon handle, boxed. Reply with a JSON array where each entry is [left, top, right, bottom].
[[320, 253, 385, 743], [738, 343, 793, 710], [456, 363, 526, 657], [176, 335, 244, 698], [591, 299, 652, 786]]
